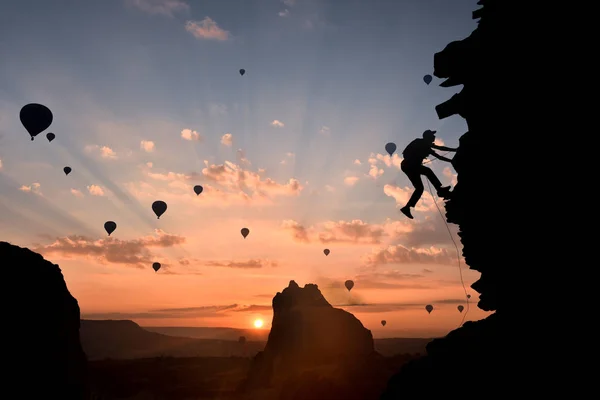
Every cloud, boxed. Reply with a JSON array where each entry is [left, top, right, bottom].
[[319, 126, 331, 135], [351, 270, 433, 290], [33, 229, 186, 268], [368, 164, 384, 179], [82, 303, 274, 320], [181, 128, 202, 141], [443, 167, 458, 186], [271, 120, 285, 128], [281, 217, 458, 252], [87, 185, 105, 196], [383, 184, 437, 212], [0, 158, 2, 169], [140, 140, 155, 152], [200, 160, 303, 198], [282, 0, 296, 6], [185, 17, 230, 41], [344, 176, 359, 186], [125, 0, 190, 17], [131, 155, 303, 208], [362, 245, 455, 267], [279, 9, 290, 17], [85, 145, 117, 159], [70, 189, 84, 198], [221, 133, 233, 147], [281, 220, 310, 243], [19, 182, 41, 194], [341, 299, 465, 313], [353, 159, 361, 165], [324, 185, 335, 192], [146, 162, 153, 168], [205, 259, 278, 269]]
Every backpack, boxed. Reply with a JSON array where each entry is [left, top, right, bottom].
[[402, 139, 430, 162]]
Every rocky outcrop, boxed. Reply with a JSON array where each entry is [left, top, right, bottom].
[[239, 280, 378, 396], [381, 0, 545, 397], [1, 241, 88, 399]]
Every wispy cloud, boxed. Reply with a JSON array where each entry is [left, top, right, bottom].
[[19, 182, 41, 194], [205, 259, 278, 269], [125, 0, 189, 17], [185, 17, 230, 41], [33, 229, 186, 269], [271, 120, 285, 128]]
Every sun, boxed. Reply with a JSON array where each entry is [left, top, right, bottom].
[[253, 319, 264, 329]]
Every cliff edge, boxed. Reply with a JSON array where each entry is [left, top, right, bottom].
[[381, 0, 541, 396], [1, 241, 88, 399]]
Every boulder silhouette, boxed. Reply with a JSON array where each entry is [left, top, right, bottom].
[[239, 280, 378, 396], [381, 0, 546, 396], [0, 241, 88, 399]]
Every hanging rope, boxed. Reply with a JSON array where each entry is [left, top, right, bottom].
[[425, 176, 470, 328]]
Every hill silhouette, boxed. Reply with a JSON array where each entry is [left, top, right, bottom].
[[1, 241, 88, 399], [382, 0, 539, 396], [81, 319, 265, 359]]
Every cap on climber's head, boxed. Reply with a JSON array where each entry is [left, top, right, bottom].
[[423, 129, 437, 141]]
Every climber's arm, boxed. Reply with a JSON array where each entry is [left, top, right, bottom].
[[431, 151, 453, 163], [431, 144, 458, 152]]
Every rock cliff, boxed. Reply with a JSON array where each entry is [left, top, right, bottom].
[[381, 0, 544, 396], [239, 280, 386, 398], [1, 241, 88, 399]]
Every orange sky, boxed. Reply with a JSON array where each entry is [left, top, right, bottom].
[[0, 0, 489, 338]]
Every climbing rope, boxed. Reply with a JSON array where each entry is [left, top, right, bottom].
[[425, 178, 470, 328]]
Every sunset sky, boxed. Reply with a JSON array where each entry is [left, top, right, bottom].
[[0, 0, 488, 338]]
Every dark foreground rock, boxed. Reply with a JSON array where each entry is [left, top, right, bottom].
[[1, 241, 88, 399]]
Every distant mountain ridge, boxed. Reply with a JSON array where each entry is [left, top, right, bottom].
[[80, 319, 430, 360]]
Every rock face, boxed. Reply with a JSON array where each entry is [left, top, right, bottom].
[[1, 241, 88, 399], [239, 280, 376, 393], [381, 0, 543, 396]]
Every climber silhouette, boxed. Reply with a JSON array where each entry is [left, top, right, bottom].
[[399, 130, 457, 219]]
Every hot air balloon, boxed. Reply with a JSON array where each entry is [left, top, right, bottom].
[[63, 166, 72, 175], [152, 200, 167, 219], [423, 75, 432, 85], [239, 69, 246, 76], [20, 103, 53, 141], [46, 132, 55, 142], [385, 142, 396, 156], [457, 305, 464, 313], [241, 228, 250, 239], [152, 262, 161, 272], [104, 221, 117, 236], [238, 336, 246, 344], [467, 294, 471, 299], [381, 320, 386, 327], [193, 185, 203, 195], [323, 249, 330, 256], [425, 304, 433, 314], [344, 280, 354, 291]]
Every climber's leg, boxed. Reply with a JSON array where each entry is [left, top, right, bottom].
[[397, 166, 421, 219], [420, 166, 451, 198]]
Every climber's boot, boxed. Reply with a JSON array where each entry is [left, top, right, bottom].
[[400, 206, 413, 219], [437, 186, 452, 199]]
